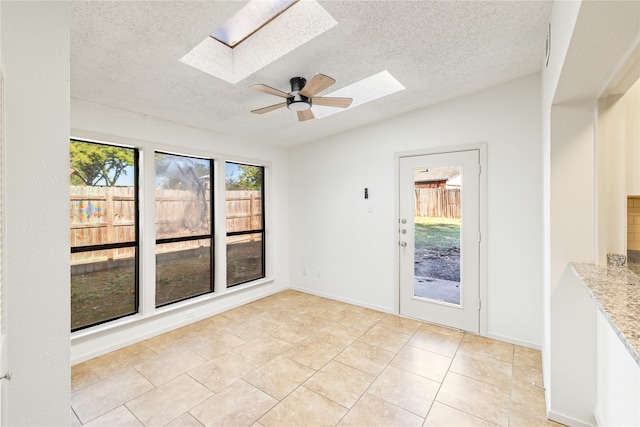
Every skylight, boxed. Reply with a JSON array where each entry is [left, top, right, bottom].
[[313, 71, 406, 119], [211, 0, 298, 48], [181, 0, 337, 84]]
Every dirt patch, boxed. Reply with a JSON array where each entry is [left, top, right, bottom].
[[414, 245, 460, 282]]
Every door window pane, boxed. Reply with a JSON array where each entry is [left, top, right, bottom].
[[226, 162, 265, 287], [413, 166, 461, 305], [70, 140, 138, 331], [155, 153, 213, 306]]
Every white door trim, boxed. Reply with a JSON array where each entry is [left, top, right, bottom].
[[394, 143, 487, 336]]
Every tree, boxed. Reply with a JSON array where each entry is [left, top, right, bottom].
[[70, 140, 134, 186], [226, 165, 262, 190], [155, 153, 210, 191], [155, 153, 210, 233]]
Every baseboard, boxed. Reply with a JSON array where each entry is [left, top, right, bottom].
[[486, 332, 542, 351], [71, 284, 286, 365], [290, 287, 544, 351], [289, 286, 394, 314], [548, 409, 597, 427]]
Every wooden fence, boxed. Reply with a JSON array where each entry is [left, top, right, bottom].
[[414, 188, 460, 218], [70, 186, 262, 265]]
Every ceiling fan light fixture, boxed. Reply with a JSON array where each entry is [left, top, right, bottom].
[[287, 95, 311, 111]]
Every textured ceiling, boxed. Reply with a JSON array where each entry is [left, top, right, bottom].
[[71, 1, 552, 147]]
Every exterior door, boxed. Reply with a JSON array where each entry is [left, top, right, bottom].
[[399, 150, 480, 333]]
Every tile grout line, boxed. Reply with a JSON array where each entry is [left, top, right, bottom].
[[423, 330, 465, 423], [329, 312, 389, 426], [331, 315, 443, 425], [123, 402, 146, 427]]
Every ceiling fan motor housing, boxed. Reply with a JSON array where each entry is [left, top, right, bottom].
[[290, 77, 306, 92], [287, 77, 311, 111]]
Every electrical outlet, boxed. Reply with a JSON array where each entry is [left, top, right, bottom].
[[302, 267, 307, 276]]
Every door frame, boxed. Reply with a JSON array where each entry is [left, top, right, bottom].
[[394, 143, 488, 336]]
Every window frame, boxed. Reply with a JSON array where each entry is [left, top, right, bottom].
[[70, 139, 140, 332], [154, 151, 215, 308]]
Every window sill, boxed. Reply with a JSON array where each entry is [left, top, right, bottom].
[[71, 276, 274, 343]]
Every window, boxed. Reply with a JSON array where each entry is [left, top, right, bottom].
[[226, 162, 265, 286], [155, 152, 214, 306], [70, 140, 269, 332], [70, 140, 138, 331]]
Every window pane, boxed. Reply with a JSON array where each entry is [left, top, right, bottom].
[[155, 153, 211, 239], [156, 240, 212, 307], [227, 233, 264, 286], [413, 166, 461, 305], [71, 249, 137, 330], [70, 140, 138, 331], [70, 142, 136, 246], [226, 163, 263, 233]]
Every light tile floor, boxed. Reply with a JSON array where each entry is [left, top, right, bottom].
[[71, 290, 562, 427]]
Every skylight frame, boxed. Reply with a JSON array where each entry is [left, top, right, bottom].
[[210, 0, 299, 48]]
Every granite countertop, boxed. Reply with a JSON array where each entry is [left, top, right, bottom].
[[570, 262, 640, 365]]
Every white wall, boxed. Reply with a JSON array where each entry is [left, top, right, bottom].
[[597, 79, 640, 259], [540, 0, 582, 411], [2, 2, 70, 425], [626, 80, 640, 195], [601, 94, 627, 257], [290, 73, 543, 348], [549, 103, 598, 426], [70, 99, 291, 363], [542, 0, 640, 424]]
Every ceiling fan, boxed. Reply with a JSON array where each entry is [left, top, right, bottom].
[[250, 74, 353, 121]]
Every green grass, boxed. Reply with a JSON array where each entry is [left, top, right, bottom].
[[71, 256, 212, 330], [71, 265, 137, 330], [414, 217, 460, 249]]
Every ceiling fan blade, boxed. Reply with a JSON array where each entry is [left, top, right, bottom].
[[251, 102, 287, 114], [312, 97, 353, 108], [300, 73, 335, 97], [297, 109, 314, 121], [250, 84, 290, 98]]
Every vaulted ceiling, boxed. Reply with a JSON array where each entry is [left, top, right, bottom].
[[71, 1, 552, 147]]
